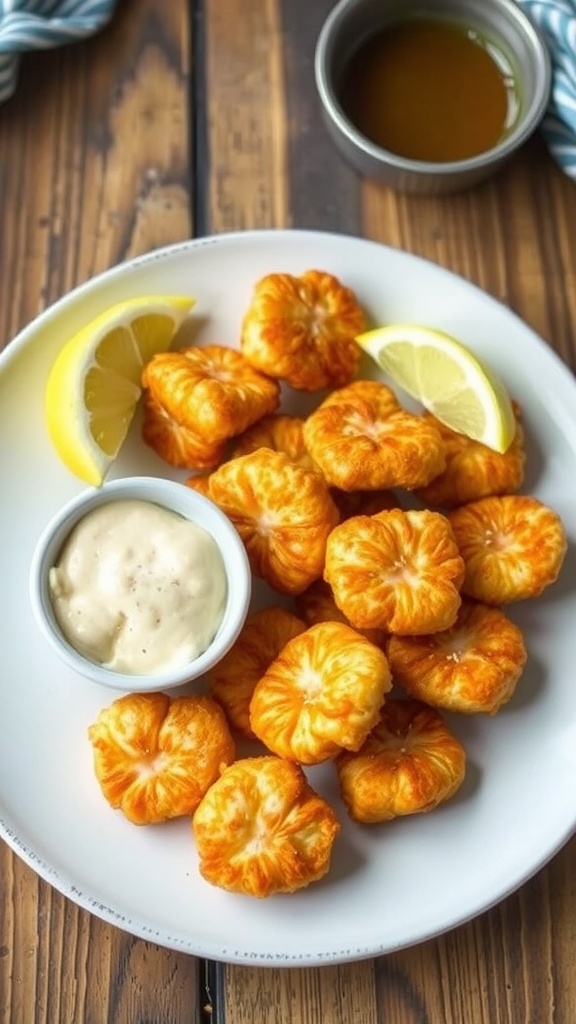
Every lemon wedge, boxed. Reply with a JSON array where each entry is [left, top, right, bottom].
[[46, 294, 194, 485], [356, 323, 515, 452]]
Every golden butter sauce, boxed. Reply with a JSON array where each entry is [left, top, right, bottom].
[[339, 18, 518, 163]]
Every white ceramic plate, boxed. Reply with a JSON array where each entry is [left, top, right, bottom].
[[1, 230, 575, 967]]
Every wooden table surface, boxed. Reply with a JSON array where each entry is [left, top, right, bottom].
[[1, 1, 576, 1021]]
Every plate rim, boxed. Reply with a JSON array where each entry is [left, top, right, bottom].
[[1, 227, 576, 967]]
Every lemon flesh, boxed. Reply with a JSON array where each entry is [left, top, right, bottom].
[[356, 323, 515, 453], [46, 295, 194, 485]]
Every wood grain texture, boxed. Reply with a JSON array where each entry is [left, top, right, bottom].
[[362, 134, 576, 371], [204, 0, 289, 232], [222, 962, 378, 1024], [0, 2, 200, 1022], [279, 0, 362, 233], [0, 0, 191, 353]]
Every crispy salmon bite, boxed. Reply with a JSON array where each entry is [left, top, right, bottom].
[[318, 379, 401, 410], [208, 606, 307, 739], [330, 485, 400, 520], [142, 343, 280, 443], [250, 621, 392, 765], [303, 384, 446, 491], [336, 699, 466, 824], [192, 756, 340, 898], [295, 578, 388, 648], [184, 473, 212, 497], [141, 392, 226, 470], [88, 692, 235, 825], [230, 412, 319, 471], [448, 495, 567, 604], [415, 404, 526, 509], [324, 508, 464, 635], [388, 599, 528, 715], [191, 448, 339, 595], [240, 269, 366, 391]]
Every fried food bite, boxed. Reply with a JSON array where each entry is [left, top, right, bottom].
[[448, 495, 567, 604], [303, 385, 446, 491], [388, 599, 527, 715], [296, 578, 387, 648], [230, 413, 318, 471], [319, 379, 401, 409], [88, 692, 235, 825], [208, 606, 307, 738], [324, 509, 464, 634], [193, 756, 340, 897], [241, 269, 366, 391], [141, 392, 226, 470], [184, 473, 212, 497], [250, 621, 392, 764], [330, 486, 400, 520], [416, 405, 526, 509], [336, 699, 466, 823], [142, 344, 280, 443], [194, 448, 339, 595]]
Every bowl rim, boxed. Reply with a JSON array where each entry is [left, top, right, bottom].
[[314, 0, 553, 177], [29, 475, 252, 692]]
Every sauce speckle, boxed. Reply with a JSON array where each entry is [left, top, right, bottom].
[[339, 19, 518, 163], [49, 499, 227, 674]]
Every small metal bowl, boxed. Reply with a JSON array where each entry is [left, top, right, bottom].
[[314, 0, 551, 194], [29, 476, 252, 692]]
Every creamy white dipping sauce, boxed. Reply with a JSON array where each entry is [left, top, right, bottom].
[[49, 499, 228, 674]]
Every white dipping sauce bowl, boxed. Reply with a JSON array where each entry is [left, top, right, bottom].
[[29, 476, 252, 692]]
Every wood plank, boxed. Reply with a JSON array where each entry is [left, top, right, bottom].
[[203, 0, 289, 232], [0, 0, 192, 352], [362, 135, 576, 368], [223, 962, 377, 1024], [279, 0, 362, 233], [375, 837, 576, 1024], [203, 0, 362, 235], [0, 3, 199, 1022]]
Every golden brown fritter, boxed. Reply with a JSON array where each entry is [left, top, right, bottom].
[[324, 509, 464, 634], [295, 578, 388, 648], [88, 692, 235, 825], [448, 495, 567, 604], [198, 448, 340, 595], [241, 269, 366, 391], [388, 599, 527, 714], [415, 406, 526, 509], [208, 606, 307, 738], [142, 344, 280, 443], [141, 392, 226, 470], [250, 621, 392, 764], [193, 756, 340, 897], [319, 379, 401, 410], [184, 473, 213, 497], [336, 699, 466, 823], [330, 486, 400, 520], [303, 389, 446, 491], [230, 413, 318, 471]]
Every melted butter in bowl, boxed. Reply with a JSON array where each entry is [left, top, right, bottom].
[[30, 477, 251, 692], [315, 0, 551, 194], [339, 18, 519, 164]]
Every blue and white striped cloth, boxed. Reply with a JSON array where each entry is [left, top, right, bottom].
[[0, 1, 117, 105], [517, 0, 576, 179]]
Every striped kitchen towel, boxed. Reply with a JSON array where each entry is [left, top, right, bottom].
[[517, 0, 576, 179], [0, 0, 117, 104]]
